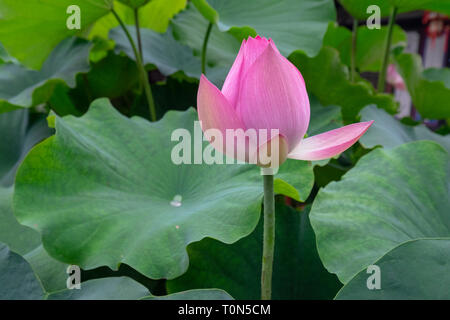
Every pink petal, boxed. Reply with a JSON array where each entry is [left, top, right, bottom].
[[221, 36, 277, 108], [221, 40, 245, 108], [237, 43, 310, 152], [288, 121, 374, 161], [197, 75, 246, 157]]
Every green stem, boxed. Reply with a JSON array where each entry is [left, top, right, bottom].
[[201, 22, 213, 75], [112, 8, 157, 121], [377, 6, 398, 92], [261, 173, 275, 300], [350, 18, 358, 83], [134, 8, 143, 93], [134, 8, 143, 57]]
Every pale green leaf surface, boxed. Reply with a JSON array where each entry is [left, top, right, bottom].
[[310, 141, 450, 284], [336, 239, 450, 299], [110, 26, 228, 85], [0, 37, 92, 113], [0, 0, 110, 69], [359, 105, 450, 154], [198, 0, 336, 57], [13, 98, 313, 280], [289, 47, 398, 121]]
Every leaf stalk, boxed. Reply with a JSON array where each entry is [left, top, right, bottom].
[[112, 8, 157, 121]]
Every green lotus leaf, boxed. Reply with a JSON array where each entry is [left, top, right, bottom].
[[167, 202, 341, 299], [0, 109, 66, 292], [289, 46, 398, 122], [338, 0, 450, 20], [0, 37, 92, 114], [359, 105, 450, 154], [0, 242, 152, 300], [13, 98, 314, 280], [336, 239, 450, 299], [310, 141, 450, 284], [324, 23, 407, 72], [0, 110, 53, 186], [0, 0, 111, 69], [171, 2, 241, 82], [192, 0, 336, 57], [89, 0, 187, 39], [110, 26, 228, 85], [0, 187, 40, 255], [0, 187, 67, 293], [395, 53, 450, 119], [422, 68, 450, 88], [1, 242, 232, 300], [0, 242, 44, 299], [191, 0, 218, 23]]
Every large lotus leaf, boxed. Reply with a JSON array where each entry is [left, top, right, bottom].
[[324, 23, 406, 72], [395, 53, 450, 119], [192, 0, 335, 57], [310, 141, 450, 284], [289, 46, 397, 121], [0, 0, 111, 69], [338, 0, 391, 20], [0, 37, 92, 114], [336, 239, 450, 299], [0, 110, 27, 183], [0, 110, 53, 187], [110, 26, 227, 85], [0, 186, 68, 292], [0, 242, 151, 300], [13, 98, 314, 280], [359, 105, 450, 154], [171, 2, 240, 79], [89, 0, 187, 39], [48, 277, 149, 300], [0, 242, 43, 299], [0, 187, 40, 254], [338, 0, 450, 20], [1, 243, 229, 300], [0, 110, 64, 292], [167, 202, 341, 299], [423, 68, 450, 88]]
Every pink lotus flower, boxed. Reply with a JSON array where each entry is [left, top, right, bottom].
[[387, 64, 406, 90], [197, 36, 373, 167]]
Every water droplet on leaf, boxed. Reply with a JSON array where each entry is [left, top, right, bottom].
[[170, 195, 182, 207]]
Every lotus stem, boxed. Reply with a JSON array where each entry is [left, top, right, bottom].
[[112, 8, 157, 121], [350, 18, 358, 82], [378, 6, 398, 92], [134, 8, 143, 57], [201, 22, 213, 75], [261, 172, 275, 300]]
